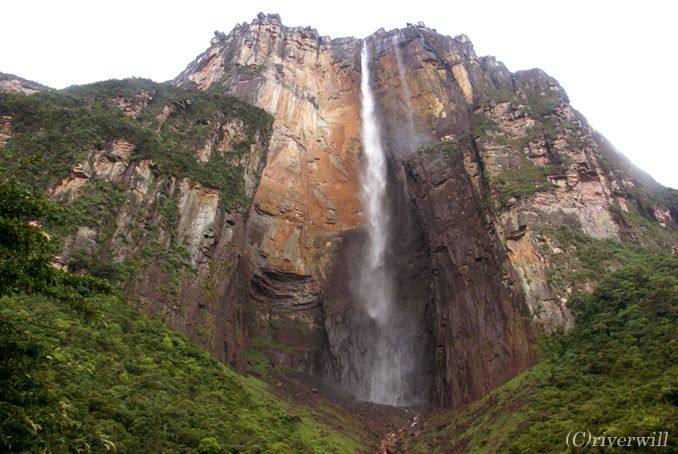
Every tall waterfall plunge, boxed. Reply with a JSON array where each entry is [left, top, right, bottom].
[[357, 41, 422, 406], [359, 41, 391, 324]]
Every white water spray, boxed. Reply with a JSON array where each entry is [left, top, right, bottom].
[[358, 41, 404, 405], [359, 41, 391, 322]]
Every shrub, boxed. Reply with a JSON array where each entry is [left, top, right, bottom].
[[493, 158, 554, 200]]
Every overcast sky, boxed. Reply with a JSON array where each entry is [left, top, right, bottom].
[[2, 0, 676, 187]]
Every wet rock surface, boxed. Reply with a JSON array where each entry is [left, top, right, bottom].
[[174, 13, 678, 408]]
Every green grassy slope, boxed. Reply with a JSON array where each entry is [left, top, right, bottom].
[[0, 132, 363, 452], [1, 291, 363, 453], [403, 248, 678, 453]]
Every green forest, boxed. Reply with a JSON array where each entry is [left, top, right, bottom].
[[0, 179, 362, 453]]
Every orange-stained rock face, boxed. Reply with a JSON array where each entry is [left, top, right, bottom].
[[174, 14, 678, 408], [176, 15, 363, 303]]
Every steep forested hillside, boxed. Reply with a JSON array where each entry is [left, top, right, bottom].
[[0, 79, 275, 368], [402, 239, 678, 452], [0, 180, 366, 453]]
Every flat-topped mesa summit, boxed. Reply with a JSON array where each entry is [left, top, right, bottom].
[[172, 12, 678, 407]]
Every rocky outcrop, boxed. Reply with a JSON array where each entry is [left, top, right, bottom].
[[175, 14, 678, 408], [0, 75, 49, 148], [0, 72, 51, 94], [0, 116, 11, 147], [37, 83, 273, 370], [176, 13, 367, 380], [155, 98, 191, 126], [403, 141, 536, 407], [49, 139, 135, 198], [113, 90, 154, 118]]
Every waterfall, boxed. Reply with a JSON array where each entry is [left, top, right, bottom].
[[358, 41, 404, 406], [359, 40, 390, 322]]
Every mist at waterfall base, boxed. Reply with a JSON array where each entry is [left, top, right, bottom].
[[352, 40, 426, 407]]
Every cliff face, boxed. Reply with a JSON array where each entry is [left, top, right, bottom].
[[175, 14, 678, 407], [366, 27, 676, 406], [0, 81, 272, 370], [175, 14, 371, 384], [175, 15, 435, 400], [5, 13, 676, 410]]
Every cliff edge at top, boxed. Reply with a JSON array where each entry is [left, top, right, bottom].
[[171, 12, 678, 408]]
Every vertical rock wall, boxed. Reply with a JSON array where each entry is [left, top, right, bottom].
[[173, 14, 678, 407], [43, 87, 273, 372]]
